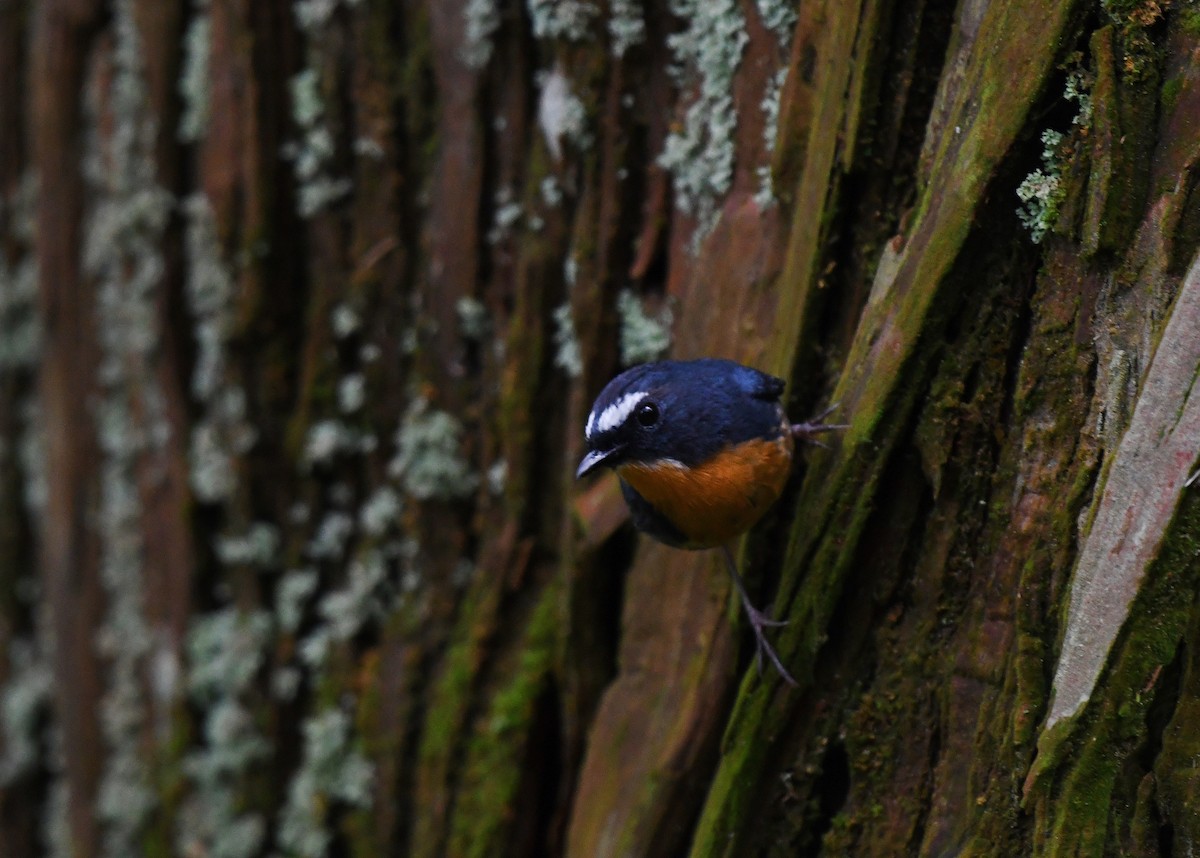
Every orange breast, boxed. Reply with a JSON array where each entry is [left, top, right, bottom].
[[617, 434, 795, 548]]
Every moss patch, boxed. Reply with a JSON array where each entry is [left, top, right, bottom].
[[446, 582, 558, 857], [1028, 488, 1200, 855]]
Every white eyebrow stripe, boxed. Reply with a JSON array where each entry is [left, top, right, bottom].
[[588, 391, 648, 439]]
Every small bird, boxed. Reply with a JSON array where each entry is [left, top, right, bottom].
[[576, 358, 844, 686]]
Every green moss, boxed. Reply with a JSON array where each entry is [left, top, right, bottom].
[[692, 446, 886, 854], [694, 0, 1086, 849], [1031, 489, 1200, 854], [398, 4, 438, 171], [816, 280, 1026, 852], [410, 571, 505, 856], [1160, 75, 1183, 115], [1154, 629, 1200, 845], [1041, 732, 1119, 853], [1126, 773, 1160, 856], [1101, 0, 1165, 81], [145, 703, 193, 858], [1086, 23, 1160, 254], [1183, 5, 1200, 37], [419, 639, 475, 761], [446, 583, 558, 857], [421, 637, 479, 768], [496, 189, 561, 524]]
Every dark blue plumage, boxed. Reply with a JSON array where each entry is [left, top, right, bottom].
[[575, 358, 847, 686], [579, 359, 788, 471]]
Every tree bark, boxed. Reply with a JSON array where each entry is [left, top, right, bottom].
[[1, 0, 1199, 856]]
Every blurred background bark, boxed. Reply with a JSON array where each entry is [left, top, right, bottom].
[[1, 0, 1199, 856]]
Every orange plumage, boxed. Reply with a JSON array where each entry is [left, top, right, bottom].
[[617, 434, 795, 548]]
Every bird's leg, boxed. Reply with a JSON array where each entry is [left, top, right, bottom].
[[791, 402, 848, 447], [720, 545, 798, 687]]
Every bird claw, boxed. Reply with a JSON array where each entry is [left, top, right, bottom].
[[744, 604, 788, 628], [721, 546, 799, 687], [746, 609, 797, 686], [791, 402, 848, 444]]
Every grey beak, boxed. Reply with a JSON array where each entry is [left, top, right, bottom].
[[576, 447, 616, 478]]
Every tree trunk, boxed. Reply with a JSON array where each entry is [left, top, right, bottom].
[[1, 0, 1199, 856]]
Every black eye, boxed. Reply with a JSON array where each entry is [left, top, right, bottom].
[[636, 401, 659, 428]]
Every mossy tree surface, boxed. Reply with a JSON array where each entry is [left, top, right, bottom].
[[1, 0, 1200, 857]]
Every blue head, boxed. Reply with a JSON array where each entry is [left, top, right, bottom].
[[576, 359, 788, 478]]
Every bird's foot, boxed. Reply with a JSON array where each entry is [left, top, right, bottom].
[[721, 545, 798, 687], [745, 607, 798, 687], [791, 403, 848, 445], [743, 602, 787, 628]]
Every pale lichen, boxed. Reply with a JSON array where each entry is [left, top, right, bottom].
[[0, 174, 39, 370], [754, 0, 797, 41], [488, 186, 523, 244], [462, 0, 500, 69], [487, 458, 508, 495], [285, 68, 351, 217], [294, 0, 363, 32], [177, 608, 273, 858], [1016, 130, 1066, 244], [303, 419, 364, 467], [178, 2, 211, 141], [358, 486, 402, 536], [316, 550, 391, 640], [277, 708, 374, 858], [187, 427, 228, 504], [617, 289, 673, 365], [608, 0, 645, 56], [272, 666, 304, 701], [755, 66, 790, 208], [658, 0, 748, 236], [276, 568, 321, 634], [183, 195, 257, 503], [540, 176, 564, 207], [43, 779, 72, 858], [331, 302, 361, 338], [82, 3, 176, 850], [185, 608, 272, 715], [215, 522, 281, 567], [552, 303, 583, 378], [0, 640, 52, 785], [1016, 69, 1092, 243], [388, 398, 479, 500], [299, 627, 334, 668], [564, 253, 578, 289], [306, 511, 356, 561], [17, 399, 46, 515], [538, 66, 591, 162], [456, 296, 490, 340], [336, 373, 366, 413], [527, 0, 597, 41], [1064, 68, 1094, 127]]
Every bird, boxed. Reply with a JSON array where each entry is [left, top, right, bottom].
[[576, 358, 845, 686]]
